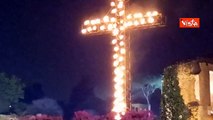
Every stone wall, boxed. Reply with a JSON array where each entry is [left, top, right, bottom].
[[177, 62, 213, 120], [177, 63, 198, 120]]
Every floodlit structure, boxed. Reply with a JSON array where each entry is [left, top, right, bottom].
[[81, 0, 165, 119]]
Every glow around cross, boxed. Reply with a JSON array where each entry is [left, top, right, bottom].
[[81, 0, 164, 120]]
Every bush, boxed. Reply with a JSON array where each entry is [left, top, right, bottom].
[[73, 110, 154, 120]]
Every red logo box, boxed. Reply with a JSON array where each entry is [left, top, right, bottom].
[[179, 18, 200, 28]]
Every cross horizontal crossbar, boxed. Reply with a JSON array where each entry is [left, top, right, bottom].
[[81, 11, 165, 35]]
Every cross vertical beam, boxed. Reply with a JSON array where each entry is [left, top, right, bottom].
[[81, 0, 165, 119]]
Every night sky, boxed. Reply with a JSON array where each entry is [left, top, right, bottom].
[[0, 0, 213, 115]]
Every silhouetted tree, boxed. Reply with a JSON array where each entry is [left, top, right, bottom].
[[142, 84, 155, 111], [0, 73, 25, 113]]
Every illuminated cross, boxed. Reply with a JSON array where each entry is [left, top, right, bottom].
[[81, 0, 165, 119]]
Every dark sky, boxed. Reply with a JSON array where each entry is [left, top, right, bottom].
[[0, 0, 213, 104]]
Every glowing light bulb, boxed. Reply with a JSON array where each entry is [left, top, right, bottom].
[[114, 90, 123, 97], [119, 26, 125, 31], [84, 20, 90, 25], [127, 21, 133, 27], [113, 99, 120, 105], [91, 20, 96, 25], [146, 11, 152, 17], [152, 11, 158, 16], [140, 18, 146, 24], [119, 35, 124, 40], [112, 39, 117, 44], [81, 29, 87, 34], [120, 20, 124, 24], [134, 20, 139, 26], [103, 16, 109, 23], [114, 77, 124, 84], [115, 114, 121, 120], [117, 2, 124, 9], [95, 19, 100, 24], [148, 17, 154, 23], [113, 29, 119, 36], [134, 13, 142, 18], [119, 10, 125, 16], [114, 68, 120, 75], [120, 48, 126, 54], [113, 24, 117, 28], [121, 66, 125, 70], [92, 26, 97, 30], [111, 8, 117, 14], [127, 14, 132, 19], [113, 54, 119, 59], [114, 84, 123, 90], [110, 17, 117, 22], [87, 27, 92, 32], [114, 46, 119, 51], [119, 56, 124, 62], [113, 61, 119, 67], [111, 2, 115, 6], [119, 41, 125, 46], [115, 95, 124, 101], [100, 25, 105, 30], [107, 24, 113, 30]]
